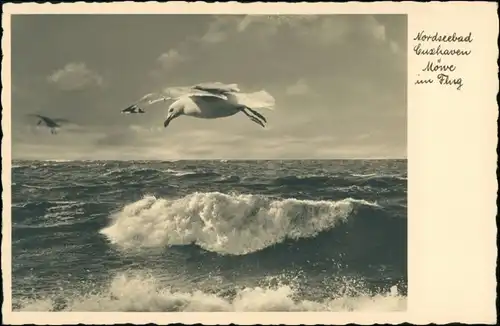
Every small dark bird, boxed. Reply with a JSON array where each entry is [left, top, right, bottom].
[[121, 105, 145, 114], [28, 114, 70, 134]]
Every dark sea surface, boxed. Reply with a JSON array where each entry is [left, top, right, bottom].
[[11, 160, 407, 311]]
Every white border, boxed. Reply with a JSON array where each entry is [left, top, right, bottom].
[[2, 2, 498, 324]]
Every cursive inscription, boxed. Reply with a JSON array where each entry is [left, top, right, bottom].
[[437, 74, 463, 89], [413, 43, 471, 56], [413, 31, 473, 90], [414, 31, 473, 43], [422, 59, 456, 72]]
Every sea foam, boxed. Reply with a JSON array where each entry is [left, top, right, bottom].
[[15, 272, 406, 312], [100, 192, 379, 255]]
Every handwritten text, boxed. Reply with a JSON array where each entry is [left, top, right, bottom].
[[413, 31, 472, 91]]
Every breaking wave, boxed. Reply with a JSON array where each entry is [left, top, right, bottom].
[[100, 192, 380, 255], [15, 272, 406, 312]]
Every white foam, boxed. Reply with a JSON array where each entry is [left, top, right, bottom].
[[164, 169, 197, 177], [100, 192, 378, 255], [15, 272, 406, 312], [44, 159, 73, 162], [350, 173, 378, 178]]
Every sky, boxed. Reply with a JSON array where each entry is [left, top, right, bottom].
[[10, 14, 407, 160]]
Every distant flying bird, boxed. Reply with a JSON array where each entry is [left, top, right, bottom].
[[123, 82, 276, 129], [121, 105, 146, 114], [27, 114, 70, 134], [120, 92, 167, 114]]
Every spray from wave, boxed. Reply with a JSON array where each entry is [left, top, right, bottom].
[[15, 271, 406, 312], [100, 192, 379, 255]]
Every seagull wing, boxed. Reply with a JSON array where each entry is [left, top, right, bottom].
[[191, 82, 241, 94], [52, 118, 70, 124], [187, 90, 228, 101], [121, 92, 168, 113], [121, 105, 137, 113], [27, 114, 52, 124], [162, 85, 229, 101], [27, 114, 46, 119], [126, 84, 238, 113], [26, 114, 66, 128]]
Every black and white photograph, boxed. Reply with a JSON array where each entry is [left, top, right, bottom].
[[9, 13, 407, 312]]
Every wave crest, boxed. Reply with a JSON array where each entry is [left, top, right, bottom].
[[15, 272, 406, 312], [100, 192, 379, 255]]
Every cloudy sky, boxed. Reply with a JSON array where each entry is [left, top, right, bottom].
[[11, 14, 407, 160]]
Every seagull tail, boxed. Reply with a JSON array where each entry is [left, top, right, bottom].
[[226, 83, 241, 92], [235, 90, 276, 111]]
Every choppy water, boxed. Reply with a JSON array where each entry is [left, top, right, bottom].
[[11, 160, 407, 311]]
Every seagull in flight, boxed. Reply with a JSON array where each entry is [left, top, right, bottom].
[[123, 82, 276, 129], [120, 92, 168, 115], [121, 105, 146, 114], [27, 114, 70, 134]]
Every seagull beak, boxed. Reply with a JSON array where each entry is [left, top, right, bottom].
[[163, 113, 175, 128]]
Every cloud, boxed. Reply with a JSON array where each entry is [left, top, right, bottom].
[[13, 119, 404, 160], [157, 49, 185, 70], [201, 15, 317, 45], [47, 62, 103, 91], [237, 15, 320, 37], [389, 40, 401, 54], [149, 15, 404, 85], [200, 16, 242, 44], [165, 15, 345, 60], [358, 16, 404, 55], [293, 15, 393, 49], [94, 124, 164, 147], [218, 15, 367, 44], [286, 79, 311, 96], [212, 15, 399, 53], [355, 133, 372, 140], [363, 16, 387, 42]]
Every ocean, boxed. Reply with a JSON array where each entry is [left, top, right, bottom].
[[11, 159, 407, 312]]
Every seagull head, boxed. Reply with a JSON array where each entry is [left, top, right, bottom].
[[164, 101, 184, 128]]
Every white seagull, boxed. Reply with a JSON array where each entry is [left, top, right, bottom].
[[122, 82, 276, 129]]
